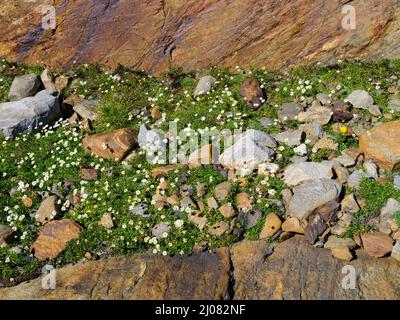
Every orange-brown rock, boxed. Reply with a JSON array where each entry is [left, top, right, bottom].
[[31, 219, 82, 261], [1, 1, 399, 74], [240, 78, 264, 109], [259, 213, 281, 239], [151, 164, 183, 178], [82, 128, 137, 161], [359, 121, 400, 170], [361, 232, 394, 258]]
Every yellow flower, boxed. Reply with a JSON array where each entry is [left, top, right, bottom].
[[339, 126, 348, 134], [261, 66, 267, 71]]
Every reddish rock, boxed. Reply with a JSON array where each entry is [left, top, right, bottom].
[[259, 213, 281, 239], [79, 167, 99, 181], [240, 78, 264, 109], [151, 164, 183, 178], [31, 219, 82, 261], [1, 1, 399, 74], [83, 128, 137, 161], [361, 232, 394, 258]]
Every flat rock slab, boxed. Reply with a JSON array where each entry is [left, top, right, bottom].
[[0, 91, 60, 138]]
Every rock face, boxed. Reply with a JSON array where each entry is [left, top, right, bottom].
[[83, 128, 137, 161], [359, 121, 400, 169], [2, 236, 400, 300], [0, 91, 61, 138], [1, 1, 399, 74]]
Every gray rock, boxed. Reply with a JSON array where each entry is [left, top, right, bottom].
[[299, 123, 323, 144], [287, 179, 342, 219], [152, 222, 171, 239], [219, 134, 275, 170], [73, 100, 99, 121], [345, 90, 374, 109], [40, 69, 57, 93], [364, 160, 378, 179], [277, 103, 304, 122], [391, 242, 400, 262], [8, 74, 42, 101], [381, 198, 400, 217], [130, 204, 150, 218], [235, 129, 278, 149], [238, 210, 262, 229], [193, 76, 216, 96], [138, 124, 166, 156], [341, 193, 360, 214], [283, 161, 333, 186], [214, 181, 232, 201], [316, 93, 331, 105], [388, 98, 400, 112], [297, 105, 332, 125], [259, 117, 274, 128], [273, 129, 304, 146], [0, 90, 61, 138], [394, 176, 400, 190], [334, 154, 356, 167], [293, 143, 308, 156], [347, 171, 369, 189], [368, 105, 382, 117]]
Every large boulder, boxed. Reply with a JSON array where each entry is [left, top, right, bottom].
[[283, 161, 333, 186], [359, 121, 400, 169], [0, 90, 61, 138]]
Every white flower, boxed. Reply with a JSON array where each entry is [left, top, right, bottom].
[[174, 219, 184, 229]]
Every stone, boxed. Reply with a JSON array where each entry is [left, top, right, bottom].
[[347, 171, 370, 189], [0, 90, 61, 138], [277, 103, 304, 122], [238, 210, 262, 229], [73, 100, 99, 121], [332, 162, 350, 184], [359, 121, 400, 170], [99, 213, 114, 229], [55, 76, 70, 92], [214, 182, 231, 201], [152, 222, 171, 239], [150, 106, 161, 120], [281, 217, 304, 234], [188, 144, 218, 166], [219, 203, 236, 219], [388, 98, 400, 112], [259, 213, 281, 239], [239, 78, 264, 109], [31, 219, 82, 260], [0, 247, 230, 300], [368, 105, 382, 117], [151, 164, 183, 178], [316, 93, 331, 105], [258, 162, 280, 176], [131, 204, 150, 218], [236, 192, 252, 210], [166, 194, 180, 206], [208, 221, 230, 237], [362, 232, 394, 258], [196, 183, 207, 197], [313, 136, 338, 151], [207, 197, 219, 210], [188, 211, 208, 230], [299, 123, 323, 144], [334, 154, 356, 167], [346, 90, 374, 109], [394, 176, 400, 190], [364, 160, 378, 179], [0, 225, 14, 246], [391, 242, 400, 262], [8, 74, 41, 101], [273, 129, 304, 146], [181, 196, 197, 209], [297, 105, 332, 125], [82, 128, 137, 161], [341, 193, 360, 214], [379, 198, 400, 231], [331, 248, 353, 261], [287, 179, 342, 219], [193, 76, 216, 96], [293, 143, 308, 156], [283, 161, 333, 186], [304, 212, 327, 244], [79, 167, 99, 181], [331, 102, 353, 122], [35, 195, 60, 224], [40, 69, 56, 93], [234, 129, 278, 149], [138, 124, 166, 156], [324, 236, 356, 250], [259, 117, 274, 128]]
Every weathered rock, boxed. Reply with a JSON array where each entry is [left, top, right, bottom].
[[368, 105, 382, 117], [40, 69, 56, 93], [152, 222, 171, 239], [331, 248, 353, 261], [282, 217, 304, 234], [259, 213, 281, 239], [207, 197, 219, 210], [273, 129, 304, 147], [316, 93, 331, 105], [346, 90, 374, 109], [231, 236, 400, 299], [235, 129, 278, 149], [151, 164, 183, 178], [82, 128, 137, 161], [236, 192, 252, 210], [258, 162, 280, 176], [304, 213, 327, 244], [208, 221, 230, 237], [214, 182, 231, 201], [283, 161, 333, 186], [240, 78, 264, 109], [331, 102, 353, 122], [313, 136, 338, 151], [188, 144, 218, 167], [364, 160, 378, 179], [297, 105, 332, 125], [238, 210, 262, 229], [394, 176, 400, 190], [299, 123, 323, 144], [219, 203, 236, 219], [324, 236, 356, 250], [31, 219, 82, 261], [287, 179, 342, 219], [8, 74, 41, 101], [361, 232, 394, 258], [35, 195, 60, 224], [0, 90, 61, 138], [73, 100, 99, 122], [388, 98, 400, 112], [79, 167, 99, 181], [188, 211, 208, 230], [150, 106, 161, 120], [348, 171, 370, 189], [99, 213, 114, 229], [391, 242, 400, 262], [293, 143, 307, 156], [194, 76, 216, 96], [359, 121, 400, 170], [55, 76, 70, 93], [138, 124, 166, 156], [0, 225, 14, 246], [277, 103, 304, 123], [0, 248, 230, 300], [341, 193, 360, 214]]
